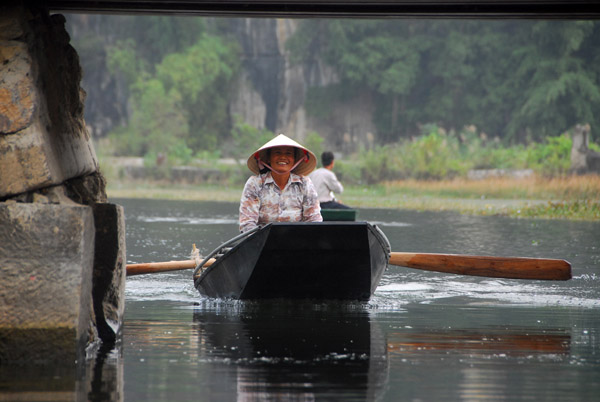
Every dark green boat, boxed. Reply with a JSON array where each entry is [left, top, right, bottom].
[[320, 208, 357, 221]]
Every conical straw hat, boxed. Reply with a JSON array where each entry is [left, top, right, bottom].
[[247, 134, 317, 176]]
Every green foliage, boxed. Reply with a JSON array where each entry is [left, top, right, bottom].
[[289, 20, 600, 143], [225, 120, 274, 183], [106, 39, 144, 86], [74, 16, 600, 179], [402, 125, 468, 179], [154, 34, 240, 151], [109, 77, 189, 157], [305, 86, 339, 120], [525, 133, 573, 176], [473, 146, 530, 170], [333, 160, 362, 184], [518, 200, 600, 220], [195, 149, 222, 162], [359, 146, 393, 184], [156, 35, 237, 105], [109, 15, 207, 68], [346, 126, 587, 182], [229, 118, 273, 165], [107, 33, 239, 157], [169, 140, 195, 165], [458, 127, 529, 170], [304, 131, 325, 163]]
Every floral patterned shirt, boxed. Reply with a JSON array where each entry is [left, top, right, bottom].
[[239, 172, 322, 232]]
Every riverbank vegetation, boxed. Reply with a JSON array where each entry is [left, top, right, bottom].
[[105, 174, 600, 221], [99, 122, 600, 183], [332, 124, 600, 183], [102, 126, 600, 220], [344, 176, 600, 220]]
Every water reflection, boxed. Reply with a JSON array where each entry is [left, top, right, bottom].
[[88, 344, 124, 402], [116, 199, 598, 401], [388, 328, 571, 356], [387, 327, 571, 401], [8, 199, 593, 401], [191, 301, 389, 401], [0, 344, 123, 402]]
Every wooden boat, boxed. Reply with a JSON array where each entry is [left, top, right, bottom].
[[193, 222, 391, 301], [320, 208, 357, 221]]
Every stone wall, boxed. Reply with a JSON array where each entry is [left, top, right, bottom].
[[0, 7, 97, 198], [0, 5, 126, 364]]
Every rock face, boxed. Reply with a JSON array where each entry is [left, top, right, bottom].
[[0, 6, 126, 364], [229, 18, 377, 151]]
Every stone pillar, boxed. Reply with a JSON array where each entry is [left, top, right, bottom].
[[0, 202, 96, 364], [0, 5, 126, 364], [92, 203, 126, 344]]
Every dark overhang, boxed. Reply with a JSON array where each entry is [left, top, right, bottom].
[[26, 0, 600, 19]]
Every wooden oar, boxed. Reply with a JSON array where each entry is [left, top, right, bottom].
[[389, 252, 571, 280], [127, 252, 571, 280], [126, 258, 215, 276]]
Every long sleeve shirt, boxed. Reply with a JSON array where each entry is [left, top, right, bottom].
[[239, 172, 322, 233], [308, 167, 344, 203]]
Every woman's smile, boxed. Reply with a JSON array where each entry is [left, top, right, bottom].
[[269, 146, 296, 174]]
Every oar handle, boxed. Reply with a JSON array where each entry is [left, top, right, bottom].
[[389, 252, 571, 280]]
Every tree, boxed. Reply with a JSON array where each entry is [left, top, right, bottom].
[[507, 21, 600, 141], [289, 19, 600, 144], [109, 33, 239, 156], [156, 34, 240, 150]]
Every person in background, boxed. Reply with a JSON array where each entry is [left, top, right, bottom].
[[309, 151, 351, 209], [239, 134, 322, 232]]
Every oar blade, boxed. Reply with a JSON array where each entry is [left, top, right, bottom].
[[389, 252, 571, 281]]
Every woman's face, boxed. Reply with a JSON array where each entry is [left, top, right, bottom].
[[269, 146, 296, 175]]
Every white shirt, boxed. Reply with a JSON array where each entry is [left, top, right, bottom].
[[308, 167, 344, 203]]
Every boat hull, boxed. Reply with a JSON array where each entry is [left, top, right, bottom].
[[194, 222, 390, 301]]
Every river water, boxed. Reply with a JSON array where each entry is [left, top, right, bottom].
[[3, 198, 599, 401]]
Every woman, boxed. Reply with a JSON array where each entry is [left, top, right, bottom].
[[239, 134, 322, 232]]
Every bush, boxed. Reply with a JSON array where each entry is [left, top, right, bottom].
[[228, 119, 274, 178], [359, 146, 392, 184], [526, 133, 572, 176], [394, 125, 468, 179], [334, 160, 362, 184], [169, 140, 194, 165], [347, 126, 589, 183]]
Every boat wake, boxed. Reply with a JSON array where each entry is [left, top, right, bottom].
[[136, 216, 238, 225], [125, 267, 600, 309], [126, 273, 198, 302], [373, 270, 600, 309]]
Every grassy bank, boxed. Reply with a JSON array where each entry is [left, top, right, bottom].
[[343, 176, 600, 220], [106, 174, 600, 221]]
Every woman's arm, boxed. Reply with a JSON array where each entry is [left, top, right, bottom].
[[239, 177, 261, 232], [302, 177, 323, 222]]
